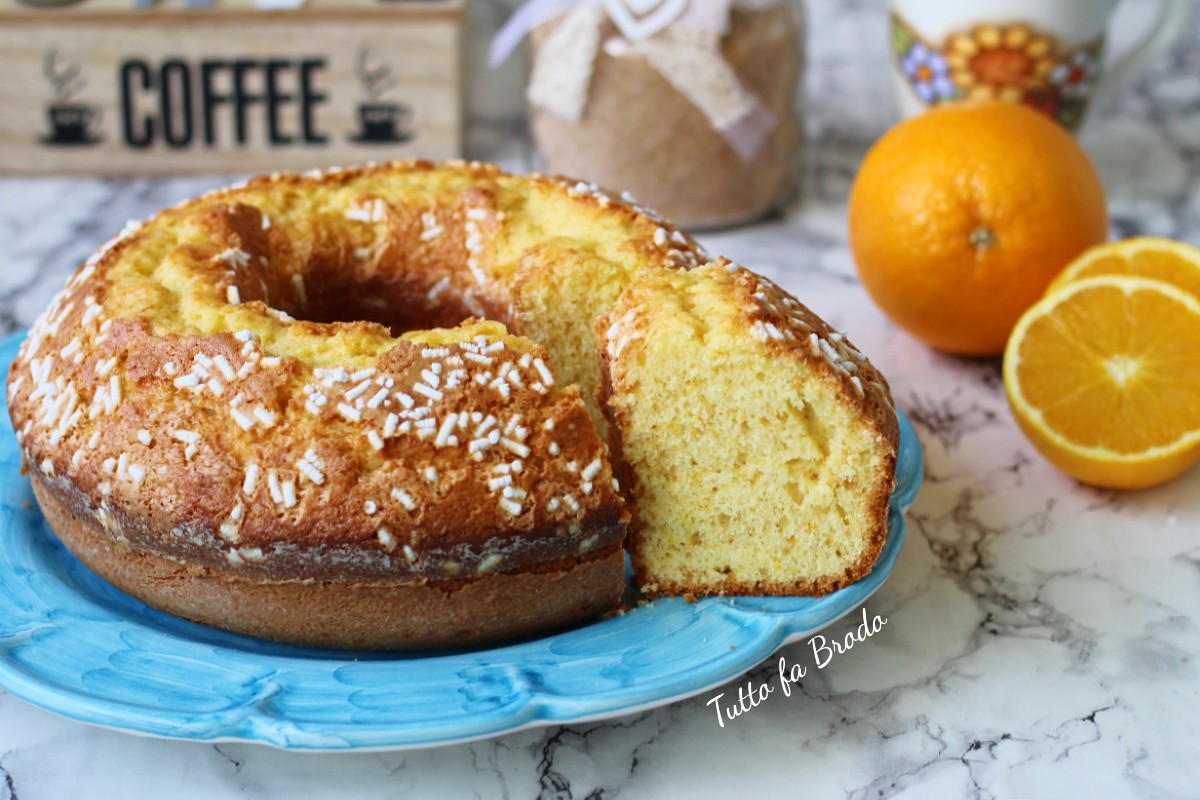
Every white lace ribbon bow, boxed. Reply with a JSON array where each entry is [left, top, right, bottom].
[[490, 0, 777, 161]]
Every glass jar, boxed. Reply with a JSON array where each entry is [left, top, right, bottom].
[[526, 0, 806, 230]]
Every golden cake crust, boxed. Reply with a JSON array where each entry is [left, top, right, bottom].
[[7, 160, 708, 649], [597, 259, 899, 598]]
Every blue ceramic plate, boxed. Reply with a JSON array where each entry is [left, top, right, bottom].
[[0, 331, 922, 751]]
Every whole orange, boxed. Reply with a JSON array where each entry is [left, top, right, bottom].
[[848, 102, 1109, 356]]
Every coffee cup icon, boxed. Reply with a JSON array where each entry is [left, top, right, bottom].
[[350, 102, 414, 144], [42, 102, 101, 146]]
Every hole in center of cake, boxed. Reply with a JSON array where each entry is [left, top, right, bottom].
[[269, 265, 498, 336], [219, 201, 512, 336]]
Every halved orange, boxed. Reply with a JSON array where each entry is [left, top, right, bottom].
[[1047, 237, 1200, 299], [1004, 275, 1200, 489]]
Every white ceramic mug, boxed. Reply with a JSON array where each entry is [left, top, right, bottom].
[[888, 0, 1191, 131]]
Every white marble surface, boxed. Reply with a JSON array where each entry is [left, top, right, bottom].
[[2, 1, 1199, 797]]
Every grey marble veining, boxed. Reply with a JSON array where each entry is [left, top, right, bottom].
[[1, 1, 1199, 797]]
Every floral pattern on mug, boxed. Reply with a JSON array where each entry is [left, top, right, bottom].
[[945, 24, 1056, 103], [1049, 50, 1100, 100], [891, 12, 1106, 131], [899, 43, 957, 104]]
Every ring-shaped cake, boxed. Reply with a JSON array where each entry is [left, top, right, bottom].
[[7, 161, 709, 650]]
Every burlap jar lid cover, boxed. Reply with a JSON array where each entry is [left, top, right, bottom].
[[491, 0, 783, 161]]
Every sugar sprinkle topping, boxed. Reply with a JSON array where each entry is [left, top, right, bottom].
[[19, 252, 619, 582]]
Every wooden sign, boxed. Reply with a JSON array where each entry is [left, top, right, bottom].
[[0, 0, 463, 174]]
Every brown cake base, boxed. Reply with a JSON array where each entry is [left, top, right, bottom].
[[33, 477, 625, 651]]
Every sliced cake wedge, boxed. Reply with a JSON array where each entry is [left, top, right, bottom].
[[597, 260, 899, 597]]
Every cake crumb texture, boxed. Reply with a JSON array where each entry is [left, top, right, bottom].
[[599, 260, 899, 597]]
